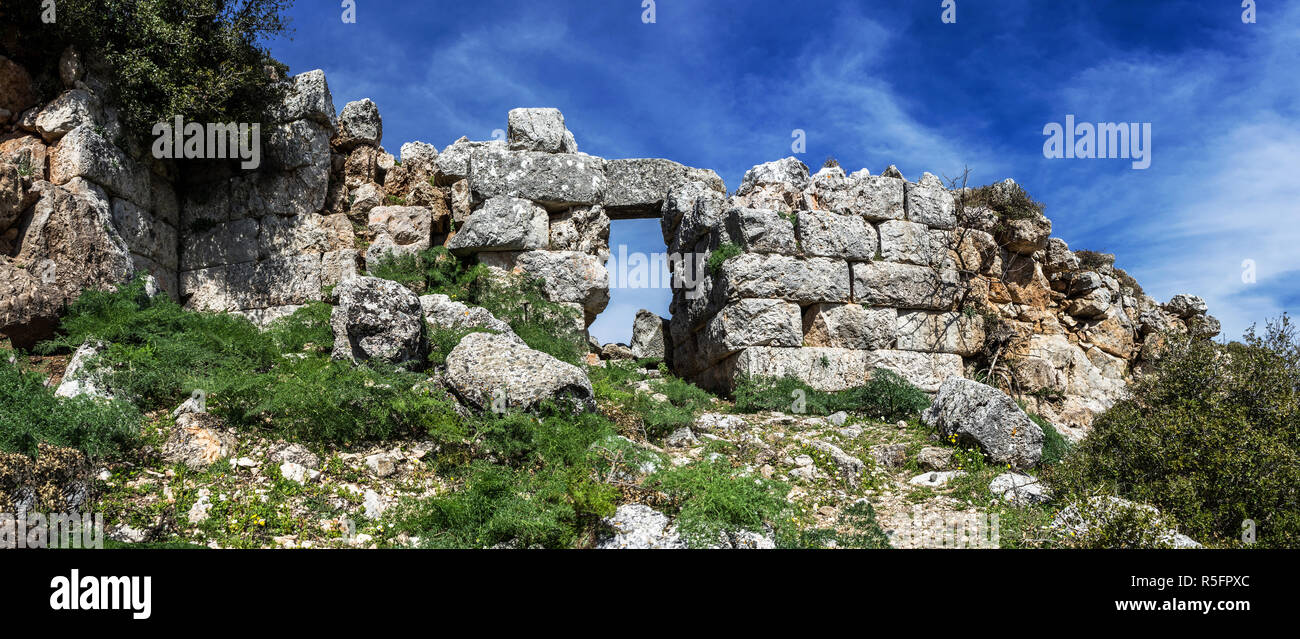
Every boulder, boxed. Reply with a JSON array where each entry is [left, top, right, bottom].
[[162, 413, 236, 470], [367, 205, 434, 261], [921, 378, 1043, 469], [724, 207, 797, 255], [399, 141, 439, 170], [661, 179, 726, 250], [601, 343, 634, 360], [330, 276, 428, 368], [275, 69, 336, 128], [1164, 294, 1208, 319], [597, 504, 686, 549], [718, 254, 851, 304], [548, 205, 609, 257], [436, 137, 505, 182], [988, 472, 1051, 506], [915, 446, 953, 471], [630, 309, 670, 361], [506, 107, 575, 153], [851, 261, 962, 311], [53, 341, 117, 400], [418, 294, 524, 345], [0, 56, 37, 115], [444, 332, 596, 412]]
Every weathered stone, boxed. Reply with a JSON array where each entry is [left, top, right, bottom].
[[506, 108, 572, 153], [330, 276, 427, 367], [808, 172, 905, 222], [602, 343, 634, 360], [444, 332, 596, 413], [399, 141, 439, 169], [111, 198, 178, 270], [15, 179, 133, 312], [724, 207, 797, 255], [878, 220, 948, 267], [469, 148, 605, 207], [50, 125, 150, 207], [335, 99, 382, 150], [895, 311, 985, 356], [738, 157, 810, 194], [713, 347, 870, 392], [259, 212, 353, 261], [603, 158, 724, 217], [796, 210, 877, 260], [54, 341, 117, 400], [482, 250, 610, 321], [1164, 294, 1207, 319], [597, 504, 685, 550], [436, 137, 505, 182], [916, 446, 953, 471], [700, 299, 802, 364], [0, 56, 37, 115], [869, 444, 907, 470], [718, 254, 851, 304], [989, 473, 1052, 506], [1044, 237, 1079, 273], [419, 294, 524, 345], [631, 309, 670, 361], [35, 89, 97, 143], [163, 413, 236, 471], [1053, 496, 1201, 549], [851, 261, 962, 310], [801, 303, 895, 349], [922, 377, 1043, 469], [904, 173, 956, 229], [865, 350, 964, 393], [547, 204, 609, 257], [663, 180, 727, 251], [368, 205, 434, 260], [274, 69, 336, 128]]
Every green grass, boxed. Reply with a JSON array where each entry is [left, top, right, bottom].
[[706, 242, 743, 274], [733, 369, 930, 422], [645, 457, 791, 548]]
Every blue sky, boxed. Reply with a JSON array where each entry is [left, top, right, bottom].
[[268, 0, 1299, 345]]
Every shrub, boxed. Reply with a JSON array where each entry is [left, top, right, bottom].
[[962, 182, 1044, 221], [645, 458, 791, 548], [1049, 316, 1300, 547], [733, 370, 930, 422], [706, 243, 743, 274], [1030, 413, 1072, 467], [1073, 250, 1115, 271], [0, 358, 140, 459], [10, 0, 293, 140]]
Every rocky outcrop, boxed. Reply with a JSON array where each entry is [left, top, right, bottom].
[[922, 377, 1044, 469], [630, 309, 669, 361]]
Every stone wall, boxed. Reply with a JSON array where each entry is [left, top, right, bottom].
[[0, 60, 1218, 437]]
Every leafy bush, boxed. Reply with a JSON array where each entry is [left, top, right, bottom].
[[11, 0, 293, 139], [1073, 250, 1115, 271], [734, 370, 930, 422], [1049, 317, 1300, 547], [0, 358, 140, 459], [962, 182, 1044, 221], [367, 246, 483, 299]]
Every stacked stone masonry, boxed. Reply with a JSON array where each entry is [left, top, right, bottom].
[[0, 61, 1218, 437]]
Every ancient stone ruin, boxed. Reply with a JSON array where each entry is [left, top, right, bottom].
[[0, 63, 1219, 439]]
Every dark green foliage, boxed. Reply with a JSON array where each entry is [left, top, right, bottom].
[[1030, 413, 1071, 467], [646, 458, 791, 548], [963, 181, 1045, 221], [392, 407, 620, 548], [1112, 266, 1145, 296], [367, 246, 484, 299], [706, 242, 743, 274], [11, 0, 293, 139], [0, 358, 140, 459], [1050, 317, 1300, 547], [734, 369, 930, 422]]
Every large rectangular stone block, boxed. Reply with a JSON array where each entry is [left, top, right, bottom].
[[895, 310, 986, 356], [180, 217, 258, 271], [864, 350, 965, 393], [802, 303, 896, 349], [470, 149, 606, 208], [604, 158, 724, 218], [719, 253, 851, 304], [796, 210, 877, 260], [699, 298, 802, 364], [724, 207, 797, 255], [712, 347, 871, 392], [852, 261, 962, 310]]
